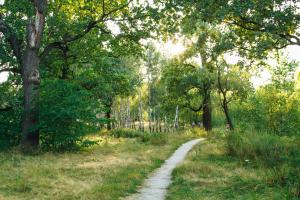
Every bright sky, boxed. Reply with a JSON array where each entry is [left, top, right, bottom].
[[156, 41, 186, 57]]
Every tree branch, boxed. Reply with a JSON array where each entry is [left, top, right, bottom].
[[227, 16, 300, 47], [0, 67, 20, 74], [0, 106, 12, 112]]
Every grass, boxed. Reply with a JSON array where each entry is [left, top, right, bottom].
[[0, 130, 198, 200], [166, 135, 288, 200]]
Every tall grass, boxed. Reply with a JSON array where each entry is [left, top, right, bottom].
[[227, 131, 300, 198]]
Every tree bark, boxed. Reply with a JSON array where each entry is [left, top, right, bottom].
[[21, 0, 47, 151]]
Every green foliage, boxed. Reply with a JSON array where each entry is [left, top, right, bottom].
[[165, 0, 300, 58], [0, 80, 22, 150], [39, 79, 102, 151], [233, 85, 300, 136], [0, 108, 21, 150]]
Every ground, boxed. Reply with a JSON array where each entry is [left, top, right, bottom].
[[0, 130, 289, 200]]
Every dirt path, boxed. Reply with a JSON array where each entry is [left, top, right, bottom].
[[122, 138, 205, 200]]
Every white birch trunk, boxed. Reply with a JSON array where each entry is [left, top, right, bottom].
[[174, 105, 179, 129]]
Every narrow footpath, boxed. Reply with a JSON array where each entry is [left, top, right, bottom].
[[123, 138, 205, 200]]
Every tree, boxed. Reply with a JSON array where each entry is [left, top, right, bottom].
[[161, 58, 215, 131], [0, 0, 159, 150], [216, 59, 251, 130], [0, 0, 47, 150]]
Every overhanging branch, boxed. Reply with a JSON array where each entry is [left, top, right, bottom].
[[40, 0, 133, 58]]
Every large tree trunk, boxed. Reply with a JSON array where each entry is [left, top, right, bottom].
[[21, 50, 40, 149], [202, 93, 212, 131], [21, 0, 47, 151]]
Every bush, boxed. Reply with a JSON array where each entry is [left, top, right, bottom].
[[110, 128, 167, 145], [140, 132, 167, 145]]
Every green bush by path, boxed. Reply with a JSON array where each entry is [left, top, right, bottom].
[[39, 79, 103, 152]]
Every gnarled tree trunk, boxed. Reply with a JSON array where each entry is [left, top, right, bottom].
[[21, 0, 47, 151]]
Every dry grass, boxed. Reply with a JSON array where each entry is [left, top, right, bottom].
[[0, 132, 197, 200]]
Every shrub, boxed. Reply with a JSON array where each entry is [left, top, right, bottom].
[[110, 128, 167, 145], [140, 132, 167, 145], [110, 128, 141, 138]]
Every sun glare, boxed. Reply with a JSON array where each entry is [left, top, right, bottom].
[[161, 41, 186, 57], [0, 72, 8, 83]]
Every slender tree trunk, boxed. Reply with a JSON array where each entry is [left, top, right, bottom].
[[174, 105, 179, 129], [138, 90, 144, 131], [125, 97, 130, 128], [202, 93, 212, 131], [223, 99, 234, 130], [21, 0, 47, 151], [164, 115, 168, 133], [106, 109, 112, 130], [153, 108, 158, 132], [148, 108, 152, 132], [159, 117, 162, 132]]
